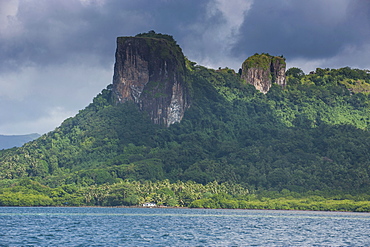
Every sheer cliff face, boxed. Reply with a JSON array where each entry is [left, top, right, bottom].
[[241, 54, 286, 94], [112, 36, 189, 126]]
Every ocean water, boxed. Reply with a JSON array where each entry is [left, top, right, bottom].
[[0, 207, 369, 246]]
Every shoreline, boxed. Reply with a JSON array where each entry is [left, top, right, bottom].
[[2, 205, 370, 214]]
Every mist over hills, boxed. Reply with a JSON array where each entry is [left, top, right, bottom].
[[0, 133, 40, 150]]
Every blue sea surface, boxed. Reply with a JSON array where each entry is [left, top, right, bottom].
[[0, 207, 369, 246]]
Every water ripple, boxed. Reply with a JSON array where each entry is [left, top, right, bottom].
[[0, 207, 369, 246]]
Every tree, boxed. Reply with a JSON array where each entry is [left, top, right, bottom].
[[286, 67, 305, 79]]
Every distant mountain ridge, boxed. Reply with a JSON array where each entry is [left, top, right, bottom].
[[0, 133, 40, 149]]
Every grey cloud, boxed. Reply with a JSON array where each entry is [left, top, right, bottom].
[[0, 63, 112, 134], [232, 0, 369, 62], [0, 0, 209, 72]]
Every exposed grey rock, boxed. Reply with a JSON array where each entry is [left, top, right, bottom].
[[112, 36, 189, 127], [241, 54, 286, 93]]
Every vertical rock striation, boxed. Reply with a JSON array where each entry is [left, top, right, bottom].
[[112, 34, 189, 126], [241, 54, 286, 93]]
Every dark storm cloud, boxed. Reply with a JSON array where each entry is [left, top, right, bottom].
[[232, 0, 370, 61], [0, 0, 209, 72]]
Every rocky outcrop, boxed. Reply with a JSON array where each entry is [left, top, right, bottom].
[[112, 33, 189, 126], [241, 54, 286, 93]]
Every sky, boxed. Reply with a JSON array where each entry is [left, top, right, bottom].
[[1, 0, 370, 135]]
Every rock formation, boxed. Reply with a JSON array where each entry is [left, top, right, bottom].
[[112, 32, 189, 126], [241, 54, 286, 93]]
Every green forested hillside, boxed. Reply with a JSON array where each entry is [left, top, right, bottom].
[[1, 56, 370, 209]]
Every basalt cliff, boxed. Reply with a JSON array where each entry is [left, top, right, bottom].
[[241, 53, 286, 93], [112, 34, 286, 125], [112, 33, 189, 126]]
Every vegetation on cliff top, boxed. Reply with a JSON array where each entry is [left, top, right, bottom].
[[243, 53, 286, 71], [135, 30, 178, 44], [1, 33, 370, 210], [117, 31, 184, 65]]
